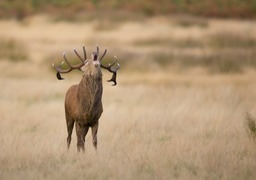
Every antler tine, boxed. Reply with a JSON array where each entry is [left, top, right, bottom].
[[113, 56, 120, 71], [52, 48, 86, 80], [100, 48, 107, 61], [74, 48, 85, 63], [96, 45, 99, 56], [63, 52, 72, 67], [66, 51, 85, 69], [52, 58, 71, 80], [100, 56, 120, 86], [83, 45, 87, 60], [108, 56, 118, 68], [51, 52, 74, 80], [52, 61, 64, 71]]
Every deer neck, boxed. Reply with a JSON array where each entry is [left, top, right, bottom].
[[77, 72, 103, 113]]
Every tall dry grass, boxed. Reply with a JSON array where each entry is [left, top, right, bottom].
[[1, 75, 256, 179]]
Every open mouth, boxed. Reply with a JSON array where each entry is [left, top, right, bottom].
[[93, 53, 98, 61]]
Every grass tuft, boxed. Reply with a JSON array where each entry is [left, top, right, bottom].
[[210, 32, 256, 48], [133, 38, 204, 48], [0, 39, 28, 61], [245, 112, 256, 140], [174, 15, 208, 28]]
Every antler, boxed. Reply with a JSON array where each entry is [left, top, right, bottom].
[[100, 56, 120, 86], [93, 45, 120, 86], [52, 45, 120, 85], [52, 46, 87, 80]]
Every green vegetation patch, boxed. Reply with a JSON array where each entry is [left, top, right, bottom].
[[1, 0, 256, 20], [133, 38, 204, 48], [209, 32, 256, 48], [0, 39, 28, 61], [245, 112, 256, 140], [150, 50, 256, 73]]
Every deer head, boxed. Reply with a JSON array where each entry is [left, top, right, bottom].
[[52, 45, 120, 85]]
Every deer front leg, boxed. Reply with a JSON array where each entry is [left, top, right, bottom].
[[75, 122, 89, 152], [66, 115, 75, 150], [91, 121, 99, 150]]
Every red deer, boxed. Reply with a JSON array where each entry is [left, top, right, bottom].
[[52, 46, 120, 152]]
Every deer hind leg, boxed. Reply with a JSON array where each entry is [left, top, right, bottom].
[[91, 121, 99, 150], [75, 122, 89, 152], [66, 116, 75, 150]]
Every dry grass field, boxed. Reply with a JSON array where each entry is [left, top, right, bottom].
[[1, 14, 256, 179]]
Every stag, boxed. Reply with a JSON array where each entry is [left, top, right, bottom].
[[52, 45, 120, 152]]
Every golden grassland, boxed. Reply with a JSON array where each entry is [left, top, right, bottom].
[[1, 15, 256, 179]]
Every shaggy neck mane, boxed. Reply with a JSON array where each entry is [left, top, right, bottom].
[[77, 66, 103, 117]]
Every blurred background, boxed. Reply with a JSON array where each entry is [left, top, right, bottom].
[[1, 1, 256, 179], [0, 0, 256, 78]]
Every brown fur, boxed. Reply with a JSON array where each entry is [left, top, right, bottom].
[[65, 60, 103, 152]]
